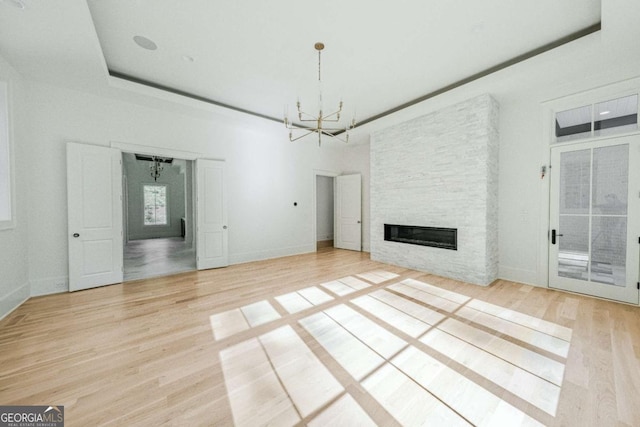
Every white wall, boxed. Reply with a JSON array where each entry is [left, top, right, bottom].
[[0, 54, 29, 319], [23, 80, 363, 295]]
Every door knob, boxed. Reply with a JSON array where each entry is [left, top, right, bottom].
[[357, 220, 361, 224], [223, 225, 228, 229], [73, 233, 80, 238], [551, 229, 563, 245]]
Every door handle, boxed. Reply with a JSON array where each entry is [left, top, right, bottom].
[[73, 233, 80, 238], [551, 229, 564, 245], [223, 225, 228, 230]]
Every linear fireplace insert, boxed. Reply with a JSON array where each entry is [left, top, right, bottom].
[[384, 224, 457, 250]]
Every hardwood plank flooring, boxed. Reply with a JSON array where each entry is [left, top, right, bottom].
[[1, 248, 639, 426]]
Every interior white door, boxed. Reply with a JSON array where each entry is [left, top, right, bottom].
[[67, 142, 123, 291], [549, 135, 640, 304], [335, 174, 362, 251], [196, 159, 228, 269]]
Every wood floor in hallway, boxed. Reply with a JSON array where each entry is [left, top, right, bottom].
[[0, 248, 639, 426], [124, 237, 196, 281]]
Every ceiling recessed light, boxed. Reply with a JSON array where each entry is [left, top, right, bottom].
[[599, 110, 611, 115], [182, 55, 195, 62], [133, 35, 157, 51], [4, 0, 26, 9]]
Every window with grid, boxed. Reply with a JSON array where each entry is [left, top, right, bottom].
[[143, 184, 168, 226]]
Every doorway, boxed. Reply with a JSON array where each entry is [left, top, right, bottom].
[[313, 171, 363, 252], [67, 142, 229, 291], [316, 175, 334, 250], [548, 134, 640, 304], [122, 153, 196, 281]]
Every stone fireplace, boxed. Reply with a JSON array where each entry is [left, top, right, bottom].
[[370, 94, 499, 286]]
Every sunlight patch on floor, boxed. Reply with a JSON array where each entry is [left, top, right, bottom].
[[392, 346, 545, 426], [210, 275, 375, 340], [363, 362, 472, 426], [210, 300, 281, 340], [212, 270, 573, 426], [306, 393, 377, 427], [220, 325, 344, 426]]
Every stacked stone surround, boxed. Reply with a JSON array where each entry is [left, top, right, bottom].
[[370, 94, 499, 286]]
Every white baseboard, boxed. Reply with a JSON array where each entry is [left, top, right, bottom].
[[0, 282, 30, 321], [498, 265, 542, 287], [229, 244, 315, 265], [30, 276, 69, 297]]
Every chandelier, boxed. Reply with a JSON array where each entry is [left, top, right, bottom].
[[149, 156, 164, 181], [284, 42, 356, 146]]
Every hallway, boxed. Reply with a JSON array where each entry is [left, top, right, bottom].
[[124, 237, 195, 281]]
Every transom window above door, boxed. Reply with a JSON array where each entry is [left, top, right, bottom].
[[554, 94, 638, 143]]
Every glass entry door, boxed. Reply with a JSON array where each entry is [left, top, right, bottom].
[[549, 135, 640, 304]]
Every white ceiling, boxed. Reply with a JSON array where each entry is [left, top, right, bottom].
[[1, 0, 602, 127]]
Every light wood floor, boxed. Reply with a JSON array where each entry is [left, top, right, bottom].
[[1, 249, 639, 426]]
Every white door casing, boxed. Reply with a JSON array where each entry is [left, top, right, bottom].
[[549, 135, 640, 304], [196, 159, 228, 270], [67, 142, 123, 291], [335, 174, 362, 251]]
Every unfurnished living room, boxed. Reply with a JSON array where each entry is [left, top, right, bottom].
[[1, 1, 639, 426]]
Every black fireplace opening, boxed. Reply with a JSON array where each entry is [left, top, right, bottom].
[[384, 224, 457, 250]]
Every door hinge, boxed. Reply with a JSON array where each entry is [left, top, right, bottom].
[[637, 282, 639, 290]]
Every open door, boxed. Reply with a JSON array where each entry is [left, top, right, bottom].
[[196, 159, 228, 269], [335, 174, 362, 251], [67, 142, 123, 291]]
